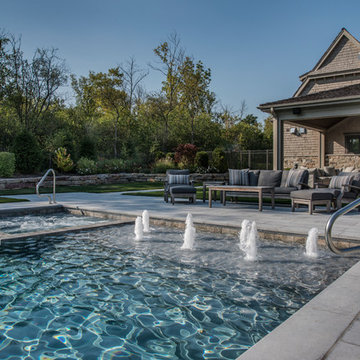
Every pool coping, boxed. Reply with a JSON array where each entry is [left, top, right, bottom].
[[0, 203, 359, 359]]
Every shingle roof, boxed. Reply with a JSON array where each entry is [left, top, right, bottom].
[[258, 83, 360, 109]]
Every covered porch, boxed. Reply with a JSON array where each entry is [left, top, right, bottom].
[[259, 84, 360, 169]]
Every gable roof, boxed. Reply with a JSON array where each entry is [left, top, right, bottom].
[[294, 28, 360, 96], [258, 83, 360, 111]]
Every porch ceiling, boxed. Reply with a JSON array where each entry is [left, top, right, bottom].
[[286, 116, 346, 131]]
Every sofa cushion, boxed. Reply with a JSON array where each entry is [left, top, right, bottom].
[[229, 169, 249, 186], [290, 189, 335, 201], [170, 185, 196, 194], [263, 186, 297, 194], [280, 170, 289, 187], [248, 170, 260, 186], [257, 170, 282, 187]]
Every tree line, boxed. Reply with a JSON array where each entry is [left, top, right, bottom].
[[0, 30, 272, 174]]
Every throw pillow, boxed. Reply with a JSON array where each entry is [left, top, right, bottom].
[[168, 174, 190, 185], [329, 175, 354, 190], [228, 169, 249, 186], [257, 170, 282, 187], [285, 169, 306, 188]]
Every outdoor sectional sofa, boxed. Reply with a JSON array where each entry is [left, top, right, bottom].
[[227, 168, 309, 199]]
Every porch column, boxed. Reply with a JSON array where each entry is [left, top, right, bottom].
[[319, 132, 326, 168], [272, 114, 283, 170]]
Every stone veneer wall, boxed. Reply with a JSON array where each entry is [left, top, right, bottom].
[[0, 173, 228, 190], [283, 123, 320, 169], [326, 154, 360, 168]]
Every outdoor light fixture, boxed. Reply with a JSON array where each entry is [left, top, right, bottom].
[[299, 127, 307, 134], [290, 127, 298, 135]]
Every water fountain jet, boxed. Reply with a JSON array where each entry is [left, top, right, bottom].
[[305, 227, 319, 258], [134, 216, 143, 241], [142, 210, 150, 233], [239, 219, 257, 261], [181, 213, 196, 250]]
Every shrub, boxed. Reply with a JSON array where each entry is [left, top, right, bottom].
[[174, 144, 197, 168], [77, 157, 97, 175], [96, 158, 125, 173], [166, 152, 175, 160], [154, 150, 165, 161], [13, 130, 42, 174], [152, 158, 176, 173], [79, 136, 97, 160], [195, 151, 209, 171], [53, 147, 74, 173], [211, 147, 227, 173], [0, 152, 16, 177], [52, 129, 78, 161]]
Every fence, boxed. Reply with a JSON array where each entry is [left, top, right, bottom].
[[225, 150, 273, 170]]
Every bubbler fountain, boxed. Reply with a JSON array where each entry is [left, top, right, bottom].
[[181, 213, 196, 250], [239, 219, 258, 261]]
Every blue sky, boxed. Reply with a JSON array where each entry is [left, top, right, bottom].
[[2, 0, 360, 120]]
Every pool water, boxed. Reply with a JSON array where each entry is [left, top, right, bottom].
[[0, 225, 357, 359], [0, 213, 107, 234]]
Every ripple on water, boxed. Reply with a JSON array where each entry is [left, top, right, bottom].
[[0, 225, 358, 360]]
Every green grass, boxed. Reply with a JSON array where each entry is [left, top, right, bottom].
[[0, 197, 29, 203], [0, 182, 164, 196]]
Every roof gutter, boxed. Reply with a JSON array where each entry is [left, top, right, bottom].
[[258, 95, 360, 113]]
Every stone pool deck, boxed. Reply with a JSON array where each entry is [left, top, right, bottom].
[[1, 191, 360, 359]]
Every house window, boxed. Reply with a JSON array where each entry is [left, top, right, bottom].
[[345, 134, 360, 154]]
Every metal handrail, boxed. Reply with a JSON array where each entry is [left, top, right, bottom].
[[36, 168, 56, 204], [325, 197, 360, 254]]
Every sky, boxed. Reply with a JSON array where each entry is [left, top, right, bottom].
[[2, 0, 360, 120]]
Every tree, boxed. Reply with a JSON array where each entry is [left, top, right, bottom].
[[150, 32, 184, 150], [3, 35, 68, 131], [87, 68, 128, 158], [119, 57, 148, 114], [178, 57, 216, 143]]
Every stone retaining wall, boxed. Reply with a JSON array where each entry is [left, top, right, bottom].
[[0, 173, 228, 190]]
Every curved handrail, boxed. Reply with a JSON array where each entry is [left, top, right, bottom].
[[325, 197, 360, 254], [36, 169, 56, 204]]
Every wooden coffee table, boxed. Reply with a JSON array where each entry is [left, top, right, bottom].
[[208, 185, 275, 211]]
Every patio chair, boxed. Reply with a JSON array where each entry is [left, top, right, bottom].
[[164, 169, 197, 205]]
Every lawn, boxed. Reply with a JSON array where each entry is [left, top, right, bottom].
[[0, 182, 164, 196], [0, 197, 29, 203]]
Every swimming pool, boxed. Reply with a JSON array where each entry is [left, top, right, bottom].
[[0, 225, 357, 359], [0, 213, 107, 234]]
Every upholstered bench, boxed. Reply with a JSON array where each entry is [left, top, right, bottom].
[[290, 189, 334, 215]]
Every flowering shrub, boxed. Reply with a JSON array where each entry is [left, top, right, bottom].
[[174, 144, 197, 169]]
